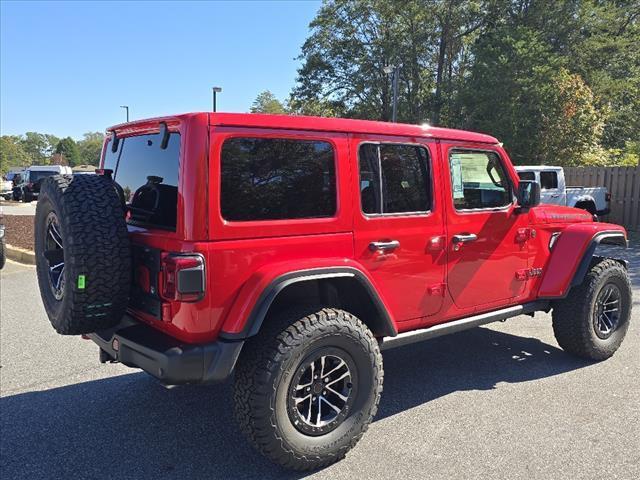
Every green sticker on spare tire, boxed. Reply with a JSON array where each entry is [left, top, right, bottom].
[[77, 275, 86, 289]]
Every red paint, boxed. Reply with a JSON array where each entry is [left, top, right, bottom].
[[99, 112, 627, 344]]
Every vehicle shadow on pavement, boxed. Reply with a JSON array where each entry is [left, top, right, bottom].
[[0, 327, 594, 480]]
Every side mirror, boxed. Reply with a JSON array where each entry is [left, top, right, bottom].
[[516, 180, 541, 210]]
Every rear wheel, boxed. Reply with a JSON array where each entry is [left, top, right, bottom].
[[35, 175, 131, 334], [233, 307, 383, 470], [552, 258, 632, 360]]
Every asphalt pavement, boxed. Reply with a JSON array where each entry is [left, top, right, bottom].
[[1, 245, 639, 480]]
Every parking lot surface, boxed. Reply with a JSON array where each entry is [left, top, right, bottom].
[[1, 243, 638, 480], [0, 199, 37, 216]]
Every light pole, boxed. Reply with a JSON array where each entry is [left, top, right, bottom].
[[383, 65, 400, 122], [120, 105, 129, 122], [212, 86, 222, 112]]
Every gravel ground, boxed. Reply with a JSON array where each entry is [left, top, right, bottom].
[[1, 214, 34, 250], [0, 239, 638, 479]]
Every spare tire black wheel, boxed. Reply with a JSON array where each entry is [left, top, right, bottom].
[[35, 174, 131, 335]]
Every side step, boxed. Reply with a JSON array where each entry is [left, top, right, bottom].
[[380, 302, 547, 351]]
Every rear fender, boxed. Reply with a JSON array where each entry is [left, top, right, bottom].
[[538, 223, 627, 299], [219, 259, 396, 340]]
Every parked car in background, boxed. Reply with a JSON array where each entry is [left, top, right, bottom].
[[1, 178, 13, 200], [515, 166, 610, 217], [13, 165, 73, 202]]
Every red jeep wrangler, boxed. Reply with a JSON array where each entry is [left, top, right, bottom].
[[34, 113, 632, 470]]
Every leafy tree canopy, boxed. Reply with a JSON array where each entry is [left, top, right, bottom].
[[290, 0, 639, 166], [250, 91, 287, 114]]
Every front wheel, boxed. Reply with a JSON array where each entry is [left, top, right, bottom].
[[233, 307, 383, 471], [552, 258, 632, 360]]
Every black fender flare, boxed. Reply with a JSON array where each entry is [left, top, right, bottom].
[[568, 230, 628, 292], [219, 267, 397, 341]]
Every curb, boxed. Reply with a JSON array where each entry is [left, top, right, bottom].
[[5, 244, 36, 265]]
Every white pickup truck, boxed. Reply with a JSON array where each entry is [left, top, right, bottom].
[[515, 166, 610, 217]]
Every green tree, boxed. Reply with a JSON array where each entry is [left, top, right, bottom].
[[458, 1, 609, 165], [290, 0, 490, 123], [250, 91, 287, 114], [0, 136, 31, 176], [569, 0, 640, 151], [19, 132, 59, 165], [77, 132, 104, 166], [55, 137, 81, 167]]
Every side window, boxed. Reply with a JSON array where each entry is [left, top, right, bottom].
[[540, 171, 558, 189], [220, 137, 336, 221], [359, 143, 431, 215], [449, 150, 512, 210], [518, 171, 536, 181]]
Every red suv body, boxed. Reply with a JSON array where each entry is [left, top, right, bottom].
[[96, 113, 625, 352]]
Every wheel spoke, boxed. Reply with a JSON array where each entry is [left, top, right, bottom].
[[319, 395, 342, 414], [326, 371, 350, 388], [295, 393, 311, 405], [55, 267, 65, 289], [49, 223, 63, 248], [326, 385, 348, 401], [321, 359, 346, 379], [49, 261, 64, 272]]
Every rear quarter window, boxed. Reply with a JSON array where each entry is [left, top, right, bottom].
[[103, 132, 180, 231], [220, 137, 336, 221], [540, 171, 559, 189]]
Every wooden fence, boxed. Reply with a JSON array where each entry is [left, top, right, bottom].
[[564, 166, 640, 231]]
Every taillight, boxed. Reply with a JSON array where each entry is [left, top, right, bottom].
[[161, 253, 205, 302]]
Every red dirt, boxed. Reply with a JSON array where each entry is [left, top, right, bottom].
[[2, 215, 35, 250]]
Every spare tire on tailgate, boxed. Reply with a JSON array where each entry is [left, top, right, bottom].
[[35, 174, 131, 335]]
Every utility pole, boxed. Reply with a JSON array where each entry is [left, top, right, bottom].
[[212, 86, 222, 112], [120, 105, 129, 122], [383, 65, 401, 122]]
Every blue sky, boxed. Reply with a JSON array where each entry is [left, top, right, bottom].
[[1, 0, 321, 139]]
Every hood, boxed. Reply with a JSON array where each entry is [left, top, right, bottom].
[[529, 204, 594, 225]]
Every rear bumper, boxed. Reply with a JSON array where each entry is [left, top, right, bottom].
[[89, 315, 244, 385]]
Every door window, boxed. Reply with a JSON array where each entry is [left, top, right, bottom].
[[449, 150, 512, 210], [220, 137, 336, 221], [540, 171, 558, 189], [359, 143, 431, 215]]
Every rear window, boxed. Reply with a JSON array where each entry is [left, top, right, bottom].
[[103, 132, 180, 231], [220, 137, 336, 221]]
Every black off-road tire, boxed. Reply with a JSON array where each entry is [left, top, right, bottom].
[[35, 175, 131, 335], [233, 307, 383, 471], [552, 258, 632, 360]]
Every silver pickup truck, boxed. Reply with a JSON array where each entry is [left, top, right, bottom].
[[515, 166, 610, 217]]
